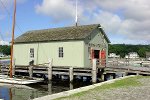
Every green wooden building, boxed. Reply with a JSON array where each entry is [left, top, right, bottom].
[[14, 24, 110, 68]]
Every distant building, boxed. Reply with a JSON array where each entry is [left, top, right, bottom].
[[14, 24, 110, 67], [108, 53, 120, 58], [125, 52, 139, 59], [146, 52, 150, 60]]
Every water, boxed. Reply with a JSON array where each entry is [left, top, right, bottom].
[[0, 80, 91, 100]]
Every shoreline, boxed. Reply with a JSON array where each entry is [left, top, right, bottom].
[[33, 75, 135, 100]]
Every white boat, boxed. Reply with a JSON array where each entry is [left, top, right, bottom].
[[0, 75, 44, 85]]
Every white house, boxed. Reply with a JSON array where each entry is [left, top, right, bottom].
[[125, 52, 139, 59], [108, 53, 120, 58]]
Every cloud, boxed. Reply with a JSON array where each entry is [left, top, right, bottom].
[[35, 0, 83, 23], [0, 40, 9, 45], [35, 0, 150, 44]]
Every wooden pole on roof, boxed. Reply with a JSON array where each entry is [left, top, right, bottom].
[[10, 0, 16, 78]]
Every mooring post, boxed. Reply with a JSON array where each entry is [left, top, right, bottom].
[[29, 65, 33, 78], [48, 81, 52, 95], [101, 74, 105, 81], [70, 83, 73, 90], [48, 58, 53, 81], [12, 58, 15, 76], [69, 67, 73, 82], [92, 59, 97, 83], [136, 72, 139, 75]]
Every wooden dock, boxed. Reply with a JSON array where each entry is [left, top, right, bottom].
[[0, 59, 105, 83], [1, 59, 149, 83], [105, 65, 150, 75]]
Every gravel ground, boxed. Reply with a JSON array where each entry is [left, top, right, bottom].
[[60, 77, 150, 100]]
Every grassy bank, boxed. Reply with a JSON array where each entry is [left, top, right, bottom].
[[56, 76, 150, 100]]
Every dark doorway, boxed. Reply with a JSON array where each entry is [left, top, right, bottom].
[[94, 50, 99, 59]]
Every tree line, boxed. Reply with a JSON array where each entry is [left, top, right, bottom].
[[0, 45, 11, 55], [109, 44, 150, 58]]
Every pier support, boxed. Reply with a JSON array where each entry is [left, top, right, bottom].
[[70, 83, 73, 90], [92, 59, 97, 83], [12, 59, 15, 76], [29, 66, 33, 78], [136, 73, 140, 75], [69, 67, 73, 82], [101, 74, 105, 81], [48, 81, 52, 95], [48, 59, 53, 81]]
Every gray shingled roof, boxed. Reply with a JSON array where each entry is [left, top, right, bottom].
[[14, 24, 110, 43]]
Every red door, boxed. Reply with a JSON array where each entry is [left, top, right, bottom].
[[100, 50, 106, 66], [91, 49, 94, 64]]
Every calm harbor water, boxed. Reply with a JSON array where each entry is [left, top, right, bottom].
[[0, 80, 91, 100], [0, 60, 92, 100]]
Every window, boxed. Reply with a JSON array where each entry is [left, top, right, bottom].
[[59, 47, 63, 58], [30, 48, 34, 58]]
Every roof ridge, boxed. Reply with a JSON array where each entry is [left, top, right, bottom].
[[26, 24, 99, 33]]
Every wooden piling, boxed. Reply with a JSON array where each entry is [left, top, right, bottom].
[[29, 66, 33, 78], [92, 59, 97, 83], [48, 81, 52, 95], [136, 73, 139, 75], [48, 59, 53, 80], [101, 74, 105, 81], [69, 67, 73, 82], [12, 59, 15, 76], [69, 83, 73, 90]]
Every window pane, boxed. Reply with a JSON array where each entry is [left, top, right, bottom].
[[30, 48, 34, 58], [58, 47, 63, 58]]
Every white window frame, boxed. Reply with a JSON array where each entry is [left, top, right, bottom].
[[59, 47, 64, 58], [30, 48, 34, 58]]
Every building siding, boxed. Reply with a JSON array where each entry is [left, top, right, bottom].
[[14, 41, 84, 67]]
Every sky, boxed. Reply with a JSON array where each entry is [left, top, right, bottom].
[[0, 0, 150, 45]]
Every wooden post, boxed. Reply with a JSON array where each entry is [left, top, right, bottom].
[[92, 59, 97, 83], [48, 81, 52, 95], [10, 0, 16, 78], [12, 59, 15, 76], [136, 72, 139, 75], [29, 66, 33, 78], [69, 83, 73, 90], [48, 59, 53, 80], [69, 67, 73, 82], [101, 74, 105, 81]]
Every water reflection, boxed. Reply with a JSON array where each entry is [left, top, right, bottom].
[[0, 80, 91, 100]]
